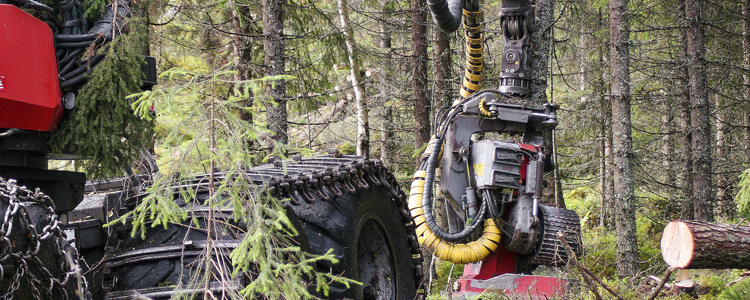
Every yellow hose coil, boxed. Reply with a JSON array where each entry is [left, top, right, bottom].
[[408, 170, 501, 264], [460, 9, 484, 99]]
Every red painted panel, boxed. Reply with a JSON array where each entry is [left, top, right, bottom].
[[0, 4, 63, 131]]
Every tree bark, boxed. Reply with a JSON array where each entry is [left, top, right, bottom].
[[678, 0, 693, 220], [263, 0, 288, 145], [596, 7, 612, 228], [379, 0, 394, 166], [337, 0, 369, 157], [527, 0, 564, 207], [230, 2, 255, 152], [715, 94, 732, 219], [661, 220, 750, 269], [609, 0, 638, 277], [743, 0, 750, 163], [685, 0, 712, 221], [434, 29, 452, 109], [411, 0, 430, 152], [529, 0, 553, 106], [661, 94, 674, 196]]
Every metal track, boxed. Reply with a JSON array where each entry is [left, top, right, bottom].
[[524, 205, 582, 267], [261, 155, 425, 296], [108, 154, 424, 298]]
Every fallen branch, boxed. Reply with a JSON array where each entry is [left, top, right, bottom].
[[557, 231, 624, 300], [727, 270, 750, 287], [646, 267, 675, 300]]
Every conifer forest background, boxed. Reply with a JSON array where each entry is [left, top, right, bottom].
[[57, 0, 750, 298]]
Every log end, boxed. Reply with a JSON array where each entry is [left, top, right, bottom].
[[661, 220, 694, 269]]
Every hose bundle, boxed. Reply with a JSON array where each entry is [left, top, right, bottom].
[[55, 0, 131, 89], [425, 0, 485, 99], [408, 98, 502, 264]]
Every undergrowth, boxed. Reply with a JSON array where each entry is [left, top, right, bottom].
[[423, 185, 750, 299]]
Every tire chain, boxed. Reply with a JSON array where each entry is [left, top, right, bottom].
[[116, 155, 426, 299], [0, 177, 86, 300]]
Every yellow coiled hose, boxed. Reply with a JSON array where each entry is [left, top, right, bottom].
[[409, 138, 501, 264], [460, 9, 484, 99]]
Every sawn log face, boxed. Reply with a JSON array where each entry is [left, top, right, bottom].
[[661, 220, 750, 269]]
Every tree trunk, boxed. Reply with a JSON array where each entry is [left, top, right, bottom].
[[661, 220, 750, 269], [595, 7, 612, 228], [685, 0, 712, 221], [529, 0, 553, 106], [678, 0, 693, 220], [743, 0, 750, 163], [379, 0, 394, 166], [230, 3, 255, 152], [263, 0, 288, 145], [609, 0, 638, 277], [714, 94, 732, 219], [337, 0, 369, 157], [527, 0, 564, 207], [411, 0, 430, 152], [661, 95, 674, 196], [434, 29, 452, 108]]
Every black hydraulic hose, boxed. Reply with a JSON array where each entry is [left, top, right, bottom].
[[60, 56, 103, 89], [427, 0, 463, 33], [419, 98, 488, 242], [15, 0, 53, 13], [58, 48, 85, 73], [55, 33, 98, 43], [56, 48, 67, 61], [60, 71, 88, 89], [60, 54, 105, 81], [56, 40, 99, 48], [59, 56, 79, 75], [420, 136, 487, 242]]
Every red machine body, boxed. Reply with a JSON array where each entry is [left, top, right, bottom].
[[454, 143, 568, 299], [452, 245, 568, 299], [0, 4, 63, 131]]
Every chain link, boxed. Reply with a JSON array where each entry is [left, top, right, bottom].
[[0, 177, 87, 299]]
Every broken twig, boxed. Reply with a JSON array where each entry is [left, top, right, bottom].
[[558, 231, 624, 300], [646, 267, 675, 300]]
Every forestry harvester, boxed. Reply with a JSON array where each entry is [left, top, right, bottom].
[[408, 0, 583, 298], [0, 0, 580, 300]]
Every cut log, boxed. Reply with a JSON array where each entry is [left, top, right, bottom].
[[661, 220, 750, 269]]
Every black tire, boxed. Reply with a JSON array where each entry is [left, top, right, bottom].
[[104, 192, 245, 300], [0, 178, 87, 300], [104, 156, 422, 300], [291, 185, 417, 300], [104, 188, 310, 300]]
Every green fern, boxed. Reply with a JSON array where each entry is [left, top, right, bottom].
[[719, 278, 750, 300], [736, 168, 750, 220]]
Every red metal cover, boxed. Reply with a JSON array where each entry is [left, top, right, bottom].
[[0, 4, 63, 131]]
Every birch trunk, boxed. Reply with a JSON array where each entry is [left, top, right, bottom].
[[337, 0, 369, 157]]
